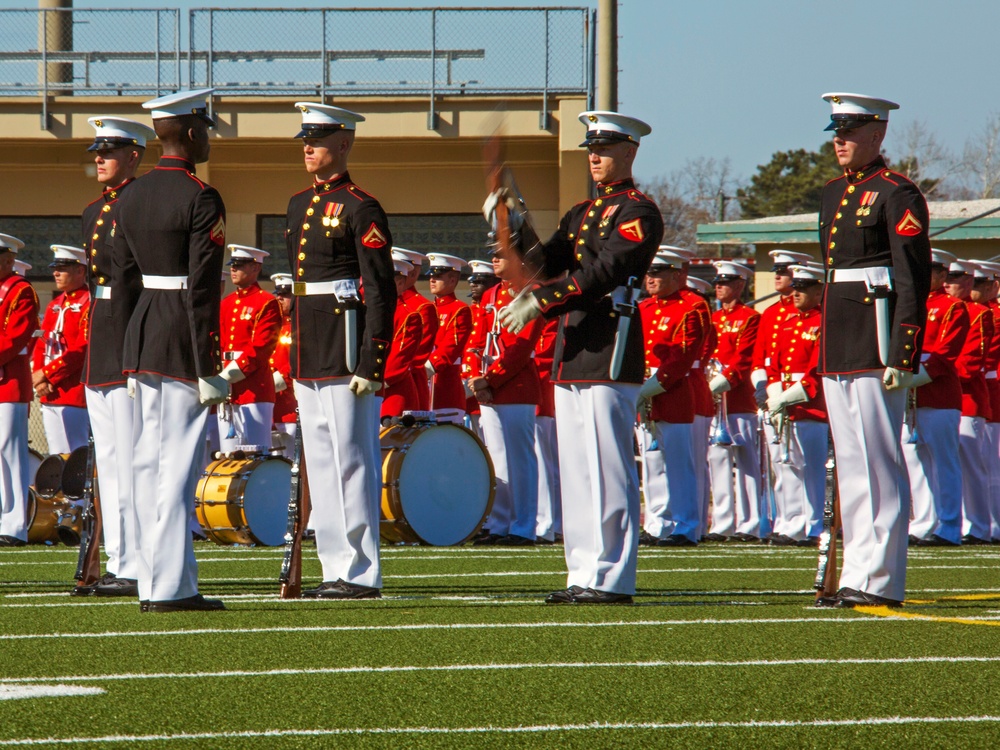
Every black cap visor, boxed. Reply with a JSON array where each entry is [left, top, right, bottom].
[[825, 113, 881, 132], [87, 137, 139, 153], [580, 130, 637, 148], [296, 123, 347, 139]]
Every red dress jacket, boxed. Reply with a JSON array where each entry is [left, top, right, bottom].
[[535, 318, 559, 419], [752, 294, 797, 380], [221, 283, 282, 405], [0, 275, 40, 403], [680, 288, 716, 419], [956, 297, 992, 419], [32, 286, 89, 408], [398, 287, 437, 410], [462, 283, 543, 406], [986, 299, 1000, 423], [711, 302, 760, 415], [640, 291, 704, 424], [915, 288, 967, 412], [270, 317, 296, 424], [427, 293, 472, 410], [462, 299, 487, 417], [381, 299, 422, 418], [765, 304, 827, 422]]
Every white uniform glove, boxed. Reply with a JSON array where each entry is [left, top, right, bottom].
[[767, 381, 809, 415], [219, 362, 246, 384], [883, 367, 916, 391], [198, 375, 230, 406], [498, 293, 541, 334], [910, 364, 933, 389], [127, 376, 136, 400], [765, 382, 784, 402], [709, 372, 731, 396], [424, 360, 435, 378], [751, 369, 768, 408], [637, 375, 666, 405], [348, 375, 380, 397], [273, 370, 287, 393]]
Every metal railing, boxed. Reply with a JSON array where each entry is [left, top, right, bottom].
[[0, 6, 592, 131]]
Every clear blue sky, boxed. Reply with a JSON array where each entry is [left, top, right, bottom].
[[55, 0, 1000, 184]]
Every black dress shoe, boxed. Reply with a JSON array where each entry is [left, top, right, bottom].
[[768, 534, 796, 546], [638, 531, 662, 546], [544, 585, 585, 604], [962, 534, 990, 546], [496, 534, 535, 546], [95, 577, 139, 597], [835, 588, 902, 609], [0, 535, 27, 547], [814, 594, 839, 608], [572, 588, 634, 605], [144, 594, 226, 613], [472, 533, 501, 546], [704, 533, 729, 542], [917, 534, 960, 547], [302, 579, 381, 599], [731, 532, 761, 543], [908, 534, 923, 547], [71, 572, 117, 597], [657, 534, 697, 547], [797, 536, 821, 548], [534, 536, 555, 545]]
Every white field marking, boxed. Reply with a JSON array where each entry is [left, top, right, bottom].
[[0, 685, 104, 701], [0, 615, 915, 643], [5, 655, 1000, 687], [6, 716, 1000, 745], [0, 598, 538, 610], [386, 568, 815, 579]]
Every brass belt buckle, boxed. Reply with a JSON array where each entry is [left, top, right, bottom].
[[292, 282, 307, 297]]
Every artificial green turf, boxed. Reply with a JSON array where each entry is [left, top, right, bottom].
[[0, 543, 998, 748]]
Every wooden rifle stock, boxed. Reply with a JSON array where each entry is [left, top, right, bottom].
[[814, 435, 841, 603], [279, 412, 311, 599], [74, 431, 102, 587], [483, 133, 546, 279]]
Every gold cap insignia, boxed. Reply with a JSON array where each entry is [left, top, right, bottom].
[[94, 119, 103, 127], [588, 114, 598, 122]]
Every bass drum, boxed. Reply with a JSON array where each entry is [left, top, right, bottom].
[[195, 454, 291, 546], [379, 422, 495, 546], [27, 489, 82, 546]]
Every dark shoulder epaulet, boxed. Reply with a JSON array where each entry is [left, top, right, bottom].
[[183, 172, 207, 190], [347, 184, 378, 202], [878, 168, 908, 187]]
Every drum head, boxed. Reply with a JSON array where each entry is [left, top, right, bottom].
[[35, 454, 67, 498], [241, 458, 291, 547], [397, 424, 492, 546], [61, 446, 90, 499]]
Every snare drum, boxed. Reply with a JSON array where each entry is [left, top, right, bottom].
[[27, 490, 82, 546], [195, 454, 291, 546], [379, 421, 495, 546], [35, 453, 70, 499]]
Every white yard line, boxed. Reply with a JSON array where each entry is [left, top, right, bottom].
[[7, 715, 999, 746]]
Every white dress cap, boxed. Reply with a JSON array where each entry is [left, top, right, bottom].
[[393, 258, 414, 276], [391, 247, 425, 265], [294, 102, 365, 138], [13, 259, 31, 276], [686, 276, 712, 294], [226, 244, 270, 265], [49, 244, 87, 265], [930, 248, 958, 267], [0, 233, 25, 253], [467, 259, 497, 277], [142, 88, 215, 124], [426, 253, 469, 273], [822, 92, 899, 131], [649, 248, 689, 270], [578, 110, 652, 147], [87, 116, 156, 152], [788, 264, 825, 284], [948, 259, 977, 275], [711, 260, 753, 281], [658, 245, 695, 259], [975, 260, 1000, 279], [769, 249, 813, 265], [270, 272, 293, 292]]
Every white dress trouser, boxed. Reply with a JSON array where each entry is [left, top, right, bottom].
[[903, 407, 962, 544], [41, 404, 89, 454], [772, 419, 827, 540], [217, 402, 275, 453], [959, 415, 991, 541], [692, 414, 711, 538], [272, 421, 297, 456], [708, 412, 761, 537], [294, 379, 381, 588], [85, 385, 136, 579], [639, 420, 699, 541], [761, 418, 784, 535], [823, 372, 908, 602], [132, 375, 209, 602], [555, 383, 640, 595], [534, 415, 561, 541], [986, 422, 1000, 541], [0, 403, 29, 541], [480, 404, 538, 539]]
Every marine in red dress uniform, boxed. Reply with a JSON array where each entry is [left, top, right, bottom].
[[381, 258, 422, 419], [31, 245, 91, 454], [974, 261, 1000, 541], [392, 248, 438, 410], [424, 253, 472, 414], [268, 273, 297, 454], [461, 260, 501, 433], [217, 244, 283, 452], [0, 234, 39, 546]]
